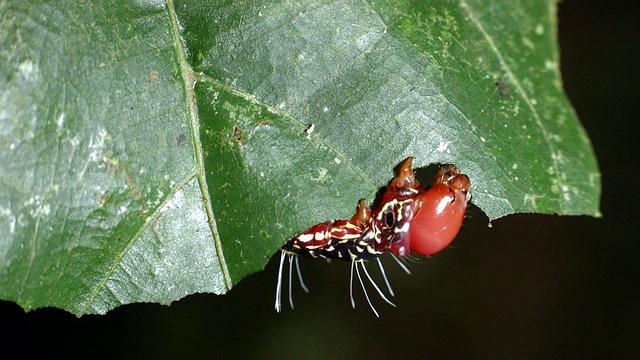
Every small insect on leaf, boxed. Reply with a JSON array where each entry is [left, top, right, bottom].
[[275, 157, 471, 316]]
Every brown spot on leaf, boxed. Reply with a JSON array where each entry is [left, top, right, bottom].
[[176, 134, 186, 146], [232, 125, 243, 142], [496, 81, 512, 99]]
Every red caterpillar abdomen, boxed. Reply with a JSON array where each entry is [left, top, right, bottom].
[[407, 166, 471, 256]]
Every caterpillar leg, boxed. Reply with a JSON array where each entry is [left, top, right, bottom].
[[350, 260, 397, 317], [361, 261, 396, 307], [376, 258, 395, 297], [351, 260, 379, 317], [294, 255, 310, 293], [287, 254, 310, 309], [389, 252, 412, 274], [275, 252, 286, 312], [288, 254, 295, 309], [275, 252, 310, 313]]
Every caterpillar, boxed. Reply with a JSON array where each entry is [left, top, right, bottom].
[[275, 157, 471, 316]]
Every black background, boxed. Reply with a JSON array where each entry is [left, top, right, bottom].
[[2, 1, 638, 358]]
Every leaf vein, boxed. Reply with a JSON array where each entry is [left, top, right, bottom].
[[460, 0, 566, 212]]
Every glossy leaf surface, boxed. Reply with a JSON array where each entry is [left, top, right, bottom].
[[0, 0, 600, 315]]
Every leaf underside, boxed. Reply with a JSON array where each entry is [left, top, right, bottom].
[[0, 0, 600, 315]]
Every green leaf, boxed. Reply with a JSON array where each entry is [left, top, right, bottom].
[[0, 0, 600, 315]]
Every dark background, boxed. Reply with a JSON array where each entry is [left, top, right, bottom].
[[1, 1, 638, 358]]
